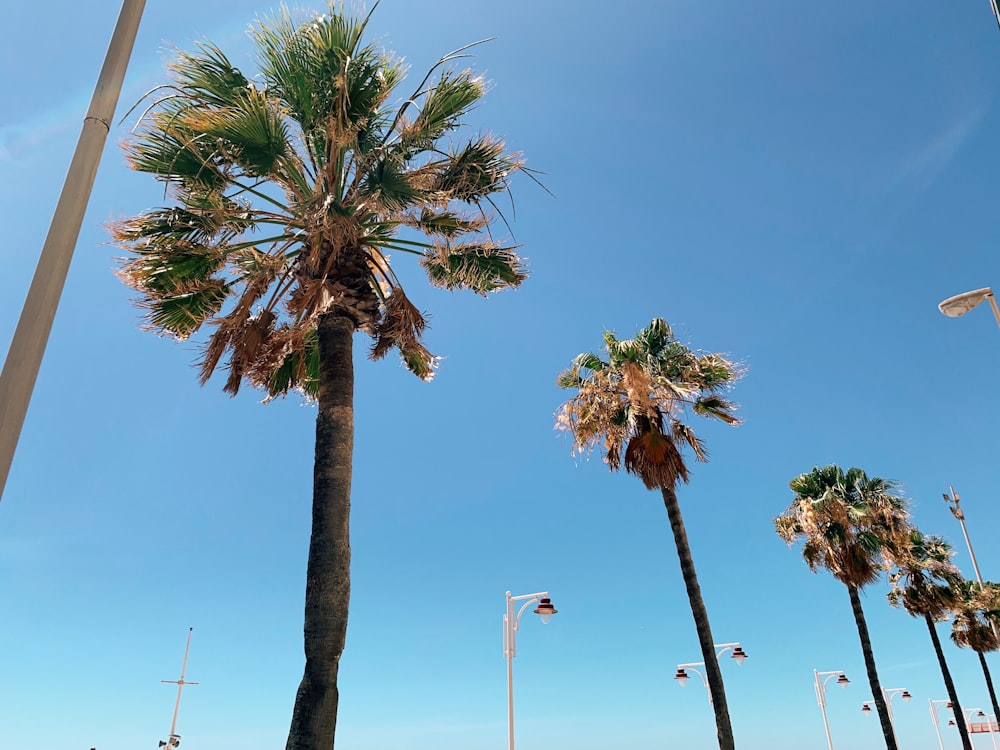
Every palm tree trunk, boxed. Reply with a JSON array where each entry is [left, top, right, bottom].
[[847, 585, 897, 750], [660, 486, 735, 750], [978, 651, 1000, 728], [925, 613, 972, 750], [286, 312, 355, 750]]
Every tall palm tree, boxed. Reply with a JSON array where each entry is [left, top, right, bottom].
[[951, 579, 1000, 724], [886, 530, 972, 750], [774, 466, 909, 750], [109, 7, 529, 749], [556, 318, 742, 750]]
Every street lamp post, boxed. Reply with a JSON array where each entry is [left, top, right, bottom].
[[862, 688, 911, 746], [503, 590, 557, 750], [943, 487, 998, 640], [930, 699, 952, 750], [674, 642, 748, 705], [0, 0, 146, 503], [960, 708, 1000, 750], [159, 628, 197, 750], [814, 670, 850, 750]]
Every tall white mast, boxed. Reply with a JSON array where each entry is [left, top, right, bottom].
[[160, 628, 198, 749]]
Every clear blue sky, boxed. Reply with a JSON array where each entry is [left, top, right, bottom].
[[3, 2, 1000, 749]]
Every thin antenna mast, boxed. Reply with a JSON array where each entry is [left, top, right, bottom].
[[159, 628, 198, 749]]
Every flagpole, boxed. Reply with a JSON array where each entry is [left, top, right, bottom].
[[0, 0, 146, 503]]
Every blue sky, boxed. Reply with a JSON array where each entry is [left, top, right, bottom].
[[3, 1, 1000, 749]]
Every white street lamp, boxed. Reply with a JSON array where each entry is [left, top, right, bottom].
[[929, 699, 953, 750], [503, 590, 557, 750], [938, 287, 1000, 327], [943, 487, 999, 641], [815, 670, 850, 750], [862, 688, 911, 746], [674, 642, 748, 705], [957, 708, 1000, 750]]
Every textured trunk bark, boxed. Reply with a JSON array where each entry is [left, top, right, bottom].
[[286, 313, 355, 750], [848, 585, 897, 750], [925, 614, 972, 750], [979, 651, 1000, 725], [660, 486, 735, 750]]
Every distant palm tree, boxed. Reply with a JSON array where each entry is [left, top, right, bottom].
[[556, 318, 742, 750], [775, 465, 909, 750], [886, 530, 971, 750], [109, 7, 529, 749], [951, 579, 1000, 725]]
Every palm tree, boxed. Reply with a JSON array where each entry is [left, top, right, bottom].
[[556, 318, 742, 750], [886, 530, 972, 750], [109, 7, 529, 749], [774, 466, 909, 750], [951, 579, 1000, 725]]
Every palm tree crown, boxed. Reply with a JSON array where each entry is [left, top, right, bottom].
[[556, 317, 740, 489], [887, 530, 961, 619], [110, 4, 527, 395], [951, 580, 1000, 654], [775, 465, 909, 587]]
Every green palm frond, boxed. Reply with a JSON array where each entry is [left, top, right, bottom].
[[171, 41, 251, 107], [187, 87, 291, 177], [433, 135, 523, 202], [399, 69, 485, 151], [421, 240, 526, 293], [142, 280, 230, 339]]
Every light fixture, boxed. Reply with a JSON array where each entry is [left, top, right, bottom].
[[731, 647, 747, 665], [674, 668, 689, 687], [533, 598, 557, 625], [862, 704, 872, 714], [939, 287, 995, 317], [902, 691, 912, 702], [949, 719, 956, 726], [836, 674, 850, 688]]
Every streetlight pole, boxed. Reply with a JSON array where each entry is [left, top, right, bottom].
[[961, 708, 1000, 750], [943, 487, 998, 641], [862, 688, 911, 747], [930, 699, 952, 750], [503, 590, 557, 750], [814, 670, 850, 750], [0, 0, 146, 503], [944, 487, 988, 588], [674, 642, 748, 705]]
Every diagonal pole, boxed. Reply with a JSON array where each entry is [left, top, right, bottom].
[[0, 0, 145, 503], [161, 628, 198, 748]]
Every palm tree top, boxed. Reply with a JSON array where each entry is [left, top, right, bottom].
[[556, 318, 742, 490], [775, 465, 910, 588], [886, 529, 961, 619], [110, 3, 529, 399], [951, 579, 1000, 653]]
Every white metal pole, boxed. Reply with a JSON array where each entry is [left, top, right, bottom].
[[0, 0, 145, 503], [987, 293, 1000, 328], [162, 628, 198, 748], [505, 592, 515, 750], [929, 700, 945, 750], [815, 671, 835, 750]]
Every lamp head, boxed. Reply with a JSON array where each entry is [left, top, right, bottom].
[[674, 668, 689, 687], [836, 674, 850, 688], [939, 287, 994, 317], [731, 646, 747, 665], [533, 597, 557, 624], [949, 719, 956, 726], [862, 704, 872, 714], [902, 690, 912, 702]]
